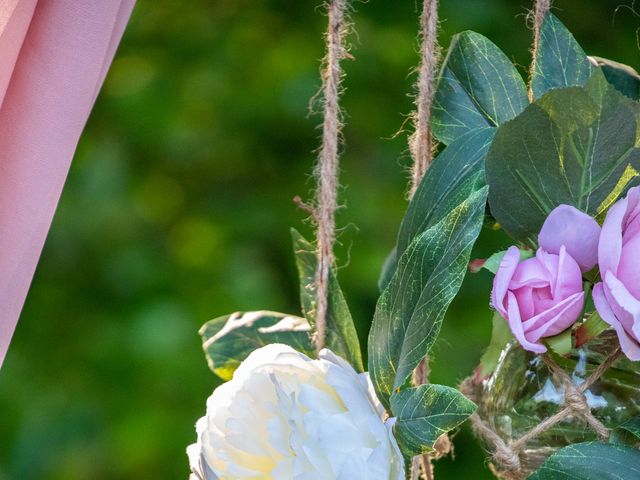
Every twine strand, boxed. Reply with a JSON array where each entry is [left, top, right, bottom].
[[409, 1, 439, 478], [528, 0, 552, 100], [313, 0, 348, 353], [409, 0, 440, 199]]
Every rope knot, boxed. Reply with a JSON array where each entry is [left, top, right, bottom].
[[564, 384, 590, 416], [493, 444, 521, 472]]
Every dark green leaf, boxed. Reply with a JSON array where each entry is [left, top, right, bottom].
[[590, 56, 640, 101], [611, 417, 640, 447], [397, 128, 494, 256], [390, 384, 476, 457], [531, 12, 594, 99], [486, 71, 640, 244], [368, 187, 488, 408], [379, 128, 495, 292], [377, 246, 398, 293], [528, 441, 640, 479], [431, 31, 528, 145], [200, 311, 313, 380], [291, 229, 364, 371]]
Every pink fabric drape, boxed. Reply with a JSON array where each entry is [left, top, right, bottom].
[[0, 0, 135, 367]]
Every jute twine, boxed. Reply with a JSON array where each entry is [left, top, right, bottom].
[[528, 0, 551, 100], [310, 0, 349, 353], [460, 347, 622, 479], [408, 0, 440, 199], [409, 1, 440, 479]]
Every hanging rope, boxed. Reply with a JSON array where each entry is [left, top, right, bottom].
[[460, 347, 622, 479], [528, 0, 552, 100], [409, 0, 440, 199], [409, 1, 440, 479], [313, 0, 349, 353]]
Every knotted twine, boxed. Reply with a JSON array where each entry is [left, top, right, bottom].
[[460, 348, 621, 479], [408, 1, 441, 479], [310, 0, 349, 353]]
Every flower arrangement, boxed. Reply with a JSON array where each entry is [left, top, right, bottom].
[[187, 5, 640, 480]]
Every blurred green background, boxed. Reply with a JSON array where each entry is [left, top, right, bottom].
[[0, 1, 637, 478]]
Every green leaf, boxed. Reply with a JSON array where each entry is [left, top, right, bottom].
[[377, 246, 398, 293], [368, 187, 488, 408], [479, 312, 514, 377], [544, 327, 573, 356], [291, 229, 364, 372], [486, 70, 640, 244], [575, 311, 609, 347], [531, 12, 594, 100], [431, 31, 528, 145], [397, 128, 495, 256], [379, 128, 495, 292], [390, 384, 476, 458], [590, 56, 640, 101], [528, 441, 640, 479], [610, 417, 640, 447], [532, 12, 640, 101], [482, 248, 533, 274], [200, 311, 313, 381]]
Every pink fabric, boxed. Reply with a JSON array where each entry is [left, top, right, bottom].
[[0, 0, 135, 367]]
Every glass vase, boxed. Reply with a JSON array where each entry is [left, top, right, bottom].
[[475, 330, 640, 476]]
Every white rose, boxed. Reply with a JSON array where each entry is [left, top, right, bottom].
[[187, 343, 404, 480]]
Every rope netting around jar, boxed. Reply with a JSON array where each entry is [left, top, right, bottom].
[[460, 347, 622, 479]]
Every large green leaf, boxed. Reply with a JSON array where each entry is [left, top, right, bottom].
[[486, 71, 640, 244], [591, 56, 640, 101], [368, 187, 488, 408], [291, 229, 364, 372], [431, 31, 528, 145], [377, 246, 398, 293], [611, 417, 640, 446], [528, 441, 640, 479], [531, 13, 639, 101], [531, 12, 594, 100], [397, 127, 495, 256], [390, 384, 476, 457], [379, 128, 495, 292], [200, 311, 313, 380]]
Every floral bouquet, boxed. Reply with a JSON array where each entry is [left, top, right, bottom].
[[186, 6, 640, 480]]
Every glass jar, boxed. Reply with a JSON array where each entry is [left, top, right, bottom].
[[476, 331, 640, 474]]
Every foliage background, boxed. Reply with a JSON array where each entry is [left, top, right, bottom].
[[0, 1, 637, 478]]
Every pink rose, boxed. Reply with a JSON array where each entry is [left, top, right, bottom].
[[492, 206, 600, 353], [593, 186, 640, 361]]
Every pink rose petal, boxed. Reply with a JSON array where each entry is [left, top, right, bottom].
[[506, 291, 546, 354], [539, 205, 600, 272], [524, 292, 584, 342], [491, 246, 520, 318], [594, 282, 640, 361]]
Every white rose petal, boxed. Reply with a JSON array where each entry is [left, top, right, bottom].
[[187, 344, 404, 479]]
